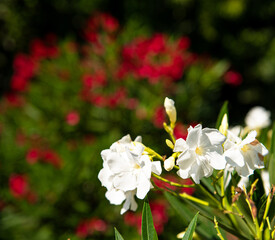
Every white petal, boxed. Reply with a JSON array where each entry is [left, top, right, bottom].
[[236, 162, 254, 177], [151, 161, 162, 175], [174, 138, 188, 152], [134, 136, 142, 142], [98, 167, 113, 189], [177, 169, 191, 179], [113, 172, 137, 191], [199, 159, 213, 178], [101, 149, 111, 161], [237, 176, 249, 189], [106, 189, 126, 205], [224, 148, 245, 167], [186, 124, 201, 148], [223, 139, 236, 151], [176, 151, 193, 169], [261, 170, 270, 195], [136, 173, 151, 199], [241, 131, 257, 146], [206, 151, 226, 170], [140, 155, 152, 178], [250, 142, 269, 156], [201, 128, 226, 147], [227, 130, 242, 144], [120, 191, 137, 214], [118, 134, 132, 144], [107, 152, 129, 173]]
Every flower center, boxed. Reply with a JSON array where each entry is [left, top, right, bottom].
[[241, 144, 249, 152], [195, 147, 203, 155]]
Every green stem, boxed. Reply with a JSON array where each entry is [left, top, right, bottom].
[[196, 182, 222, 209], [214, 216, 225, 240], [179, 192, 210, 206], [152, 173, 196, 188], [144, 147, 164, 161]]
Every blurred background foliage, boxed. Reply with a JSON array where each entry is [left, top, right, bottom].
[[0, 0, 274, 239], [1, 0, 275, 120]]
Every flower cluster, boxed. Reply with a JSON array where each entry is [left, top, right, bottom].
[[118, 34, 193, 84], [98, 135, 162, 214], [99, 97, 270, 214]]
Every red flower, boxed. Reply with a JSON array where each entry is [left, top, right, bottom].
[[153, 106, 166, 128], [174, 123, 188, 140], [11, 53, 36, 92], [108, 88, 127, 108], [150, 201, 168, 234], [76, 218, 108, 238], [76, 221, 89, 238], [4, 93, 25, 107], [42, 150, 63, 168], [9, 174, 29, 198], [101, 13, 119, 33], [177, 37, 190, 50], [66, 111, 80, 126], [224, 70, 242, 86], [89, 218, 108, 232], [26, 148, 41, 164], [124, 201, 168, 235], [30, 36, 59, 60]]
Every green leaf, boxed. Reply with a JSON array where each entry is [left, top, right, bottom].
[[141, 197, 158, 240], [215, 101, 228, 129], [182, 212, 199, 240], [114, 227, 124, 240], [164, 192, 216, 239]]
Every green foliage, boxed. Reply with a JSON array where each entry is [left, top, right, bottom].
[[182, 212, 199, 240], [114, 228, 125, 240], [141, 198, 158, 240]]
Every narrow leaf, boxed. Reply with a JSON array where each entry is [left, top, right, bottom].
[[164, 192, 216, 238], [182, 212, 199, 240], [114, 227, 124, 240], [141, 198, 158, 240], [216, 101, 228, 129]]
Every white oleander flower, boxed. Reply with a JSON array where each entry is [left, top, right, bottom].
[[98, 135, 162, 214], [245, 106, 271, 130], [174, 124, 226, 184], [164, 97, 177, 124], [223, 130, 268, 177]]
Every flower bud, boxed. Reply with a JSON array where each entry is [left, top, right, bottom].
[[164, 97, 177, 125], [219, 114, 228, 136], [166, 139, 174, 149], [164, 156, 175, 171]]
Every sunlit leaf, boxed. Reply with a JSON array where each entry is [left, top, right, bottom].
[[114, 227, 124, 240], [215, 101, 228, 129], [141, 197, 158, 240], [182, 212, 199, 240]]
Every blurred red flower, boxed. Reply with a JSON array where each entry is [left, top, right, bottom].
[[224, 70, 242, 86], [153, 106, 166, 128], [26, 148, 41, 164], [9, 174, 29, 198], [42, 150, 63, 168], [76, 218, 108, 238], [66, 111, 80, 126]]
